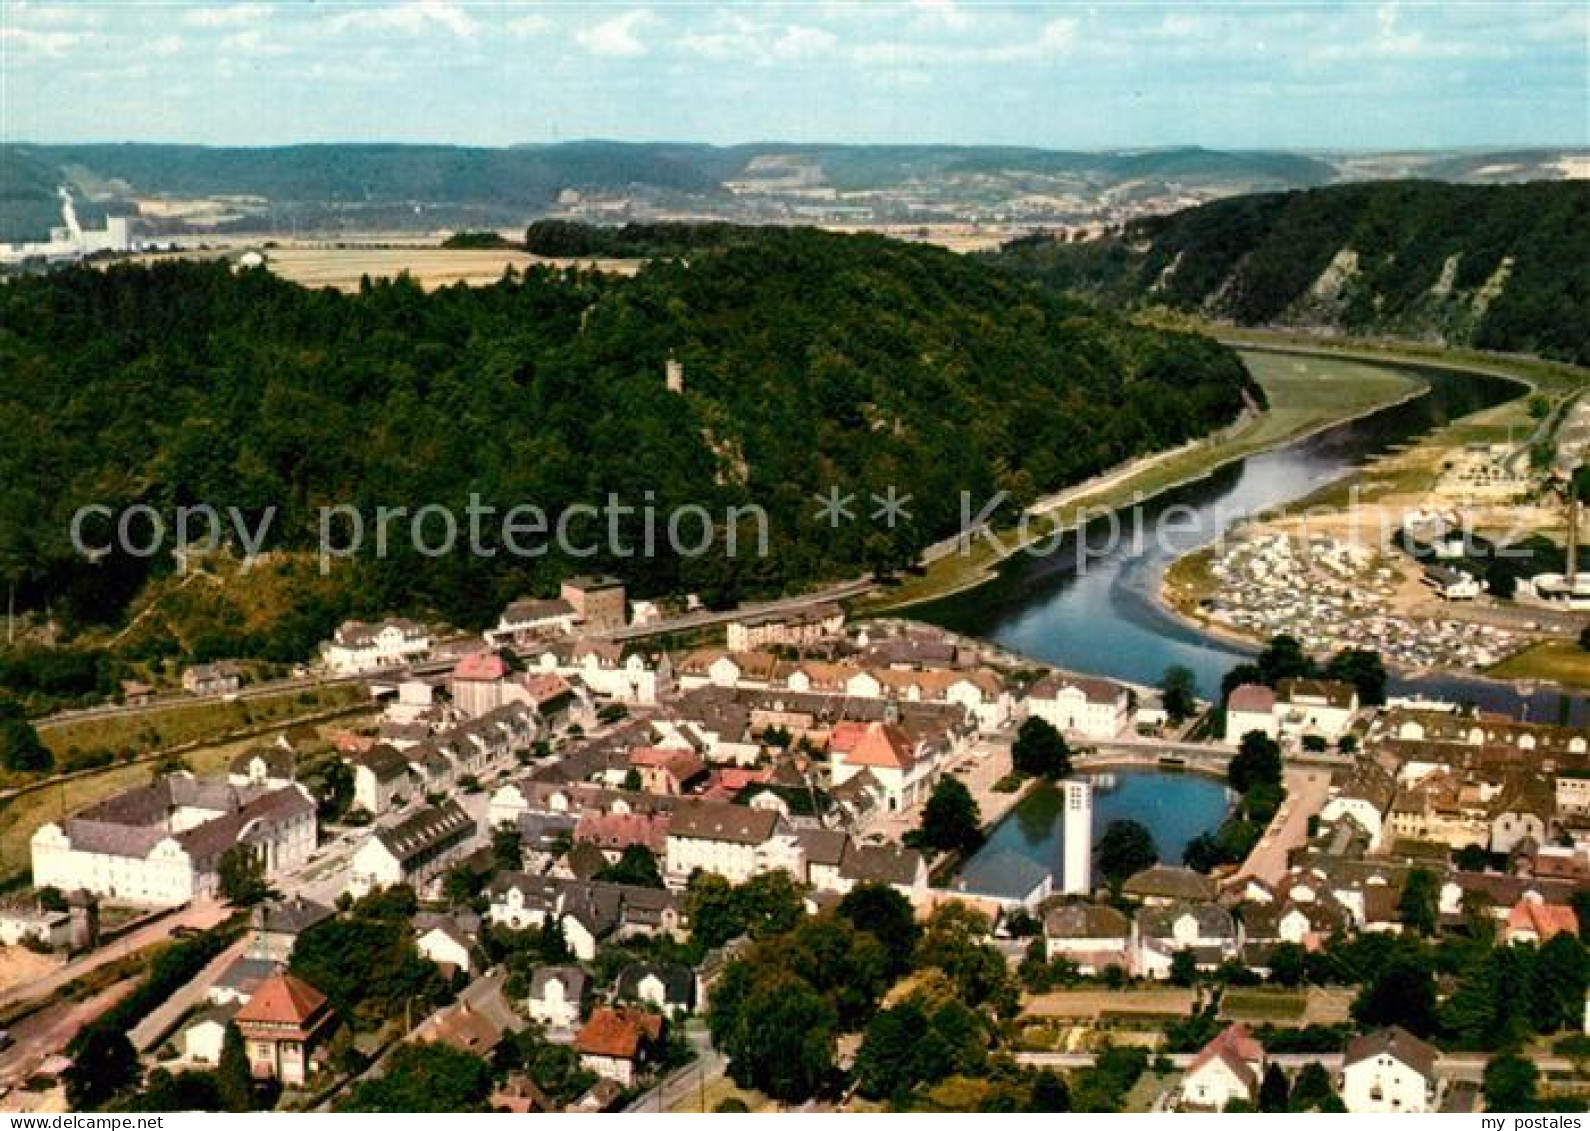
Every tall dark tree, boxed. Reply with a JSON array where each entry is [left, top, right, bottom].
[[216, 1023, 254, 1112], [1398, 868, 1441, 937], [1011, 716, 1072, 779], [1229, 730, 1283, 794], [0, 698, 51, 773], [1352, 958, 1438, 1037], [918, 777, 983, 855], [1258, 1063, 1291, 1113], [1483, 1053, 1539, 1112], [217, 843, 270, 906], [65, 1026, 141, 1110], [836, 883, 920, 977], [1159, 665, 1199, 724], [1096, 819, 1158, 888]]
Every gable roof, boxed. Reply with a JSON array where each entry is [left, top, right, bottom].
[[616, 962, 696, 1005], [666, 800, 778, 845], [1186, 1023, 1265, 1095], [1343, 1026, 1438, 1077], [234, 971, 328, 1027], [843, 722, 916, 770], [574, 1005, 663, 1059]]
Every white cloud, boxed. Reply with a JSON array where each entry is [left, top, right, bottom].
[[149, 34, 184, 57], [181, 4, 273, 30], [850, 15, 1075, 66], [909, 0, 976, 33], [772, 25, 838, 62], [506, 13, 552, 39], [326, 1, 479, 40], [576, 8, 653, 58], [0, 25, 80, 57]]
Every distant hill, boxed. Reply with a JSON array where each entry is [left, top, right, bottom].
[[2, 140, 1582, 242], [0, 226, 1256, 651], [987, 180, 1590, 364]]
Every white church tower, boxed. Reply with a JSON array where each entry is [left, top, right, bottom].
[[1061, 778, 1093, 895]]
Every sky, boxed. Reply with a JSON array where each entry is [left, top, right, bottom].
[[1, 1, 1587, 150]]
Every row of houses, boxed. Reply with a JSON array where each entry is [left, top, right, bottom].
[[1180, 1022, 1440, 1114]]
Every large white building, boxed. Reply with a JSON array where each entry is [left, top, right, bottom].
[[1340, 1027, 1439, 1114], [347, 800, 475, 897], [31, 776, 316, 907], [1026, 674, 1131, 739], [320, 618, 431, 674], [0, 188, 133, 265], [662, 800, 788, 885]]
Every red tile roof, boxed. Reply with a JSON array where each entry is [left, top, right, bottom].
[[1506, 897, 1579, 941], [235, 971, 328, 1027], [843, 723, 915, 770], [574, 1006, 663, 1059], [454, 651, 510, 681]]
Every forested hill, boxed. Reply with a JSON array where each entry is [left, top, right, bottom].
[[0, 228, 1256, 655], [986, 180, 1590, 365]]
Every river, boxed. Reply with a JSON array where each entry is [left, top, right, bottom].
[[913, 349, 1585, 723]]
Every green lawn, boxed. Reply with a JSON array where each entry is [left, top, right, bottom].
[[1489, 639, 1590, 690]]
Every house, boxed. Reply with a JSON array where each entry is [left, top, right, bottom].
[[249, 896, 333, 963], [347, 800, 476, 898], [663, 800, 784, 884], [829, 721, 937, 813], [1504, 894, 1579, 944], [0, 902, 72, 949], [1026, 674, 1132, 739], [574, 1005, 663, 1087], [836, 841, 929, 900], [491, 1072, 556, 1114], [416, 917, 482, 977], [1318, 759, 1397, 848], [450, 651, 517, 718], [348, 744, 412, 814], [1224, 684, 1278, 743], [1422, 565, 1482, 600], [183, 662, 241, 697], [726, 603, 844, 651], [1275, 678, 1359, 743], [209, 956, 279, 1007], [227, 747, 295, 790], [490, 597, 578, 644], [615, 962, 697, 1017], [1133, 902, 1239, 979], [1340, 1026, 1439, 1114], [320, 618, 431, 674], [1042, 903, 1131, 974], [526, 965, 588, 1029], [1180, 1024, 1266, 1111], [1122, 865, 1218, 906], [181, 1002, 240, 1065], [30, 777, 317, 908], [412, 996, 518, 1057], [234, 971, 335, 1088], [628, 747, 707, 796]]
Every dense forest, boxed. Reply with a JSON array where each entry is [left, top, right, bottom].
[[987, 181, 1590, 364], [0, 227, 1255, 658]]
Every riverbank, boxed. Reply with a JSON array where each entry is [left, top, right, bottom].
[[1155, 339, 1590, 690], [856, 347, 1429, 614]]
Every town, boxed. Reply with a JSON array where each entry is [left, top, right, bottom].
[[2, 572, 1586, 1114]]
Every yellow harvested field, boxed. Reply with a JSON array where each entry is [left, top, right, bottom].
[[261, 247, 641, 290], [120, 246, 641, 291]]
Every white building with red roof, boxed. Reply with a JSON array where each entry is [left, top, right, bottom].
[[234, 971, 334, 1088], [1179, 1023, 1266, 1111], [829, 720, 938, 813]]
